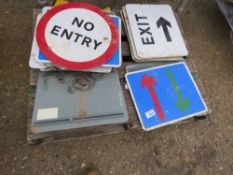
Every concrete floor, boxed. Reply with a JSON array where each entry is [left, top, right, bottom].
[[0, 0, 233, 175]]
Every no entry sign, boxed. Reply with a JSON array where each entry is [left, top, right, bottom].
[[36, 3, 118, 70]]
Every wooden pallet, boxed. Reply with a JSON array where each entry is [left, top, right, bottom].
[[27, 9, 208, 144]]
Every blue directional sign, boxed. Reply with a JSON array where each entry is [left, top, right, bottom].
[[37, 15, 121, 68], [126, 62, 208, 131]]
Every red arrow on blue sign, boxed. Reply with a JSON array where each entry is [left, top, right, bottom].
[[141, 74, 165, 121]]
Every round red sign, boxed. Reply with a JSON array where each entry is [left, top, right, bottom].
[[36, 2, 118, 70]]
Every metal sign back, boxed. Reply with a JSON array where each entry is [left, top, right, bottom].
[[32, 71, 128, 133]]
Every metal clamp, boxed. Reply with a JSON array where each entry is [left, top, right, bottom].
[[68, 76, 95, 93]]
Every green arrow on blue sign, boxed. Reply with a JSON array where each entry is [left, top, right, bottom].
[[166, 69, 190, 112]]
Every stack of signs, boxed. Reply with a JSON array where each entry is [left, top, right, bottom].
[[29, 3, 122, 73], [125, 62, 208, 130], [29, 3, 129, 135], [121, 4, 208, 130], [121, 4, 188, 62]]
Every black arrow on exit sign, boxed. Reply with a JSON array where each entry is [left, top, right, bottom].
[[157, 17, 172, 42]]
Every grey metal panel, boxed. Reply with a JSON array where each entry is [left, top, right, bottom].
[[31, 71, 128, 133]]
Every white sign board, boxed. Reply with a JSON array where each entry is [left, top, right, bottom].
[[124, 4, 188, 61], [29, 14, 53, 70]]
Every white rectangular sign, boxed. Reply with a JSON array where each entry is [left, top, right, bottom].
[[37, 107, 58, 121], [124, 4, 188, 61]]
